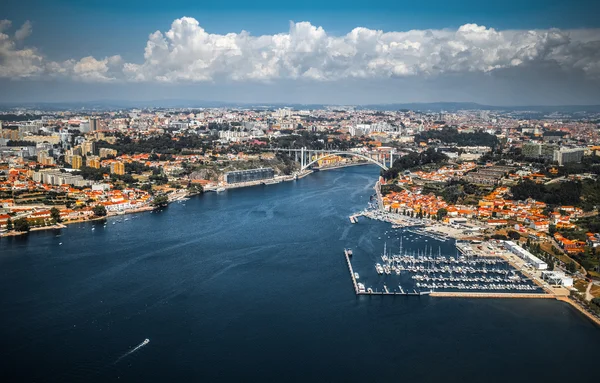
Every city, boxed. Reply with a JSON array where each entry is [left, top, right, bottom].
[[2, 105, 600, 314], [1, 1, 600, 382]]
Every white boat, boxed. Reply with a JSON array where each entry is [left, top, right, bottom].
[[357, 283, 366, 293], [216, 187, 226, 193], [375, 263, 384, 274], [354, 272, 360, 280]]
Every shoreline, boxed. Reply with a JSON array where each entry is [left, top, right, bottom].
[[2, 164, 370, 238], [1, 169, 320, 237], [1, 206, 156, 237]]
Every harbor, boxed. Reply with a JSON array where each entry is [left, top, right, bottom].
[[343, 226, 554, 298]]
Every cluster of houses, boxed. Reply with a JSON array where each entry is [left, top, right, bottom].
[[381, 183, 598, 248], [410, 162, 477, 183]]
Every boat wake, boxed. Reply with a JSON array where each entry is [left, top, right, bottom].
[[113, 339, 149, 364]]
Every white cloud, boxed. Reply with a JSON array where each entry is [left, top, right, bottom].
[[0, 20, 44, 78], [122, 18, 600, 83], [0, 20, 12, 32], [14, 20, 32, 41], [1, 17, 599, 84]]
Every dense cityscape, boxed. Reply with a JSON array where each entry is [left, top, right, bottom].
[[2, 1, 600, 381], [2, 105, 600, 320]]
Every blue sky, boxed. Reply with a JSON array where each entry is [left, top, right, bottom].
[[1, 0, 600, 105]]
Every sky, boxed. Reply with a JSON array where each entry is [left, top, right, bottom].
[[1, 0, 600, 106]]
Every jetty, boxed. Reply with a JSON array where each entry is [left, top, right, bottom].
[[344, 249, 359, 294], [349, 214, 360, 224]]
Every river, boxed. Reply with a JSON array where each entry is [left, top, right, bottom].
[[1, 165, 598, 382]]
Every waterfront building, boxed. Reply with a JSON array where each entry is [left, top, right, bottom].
[[225, 168, 274, 184], [504, 241, 548, 270], [541, 271, 573, 287]]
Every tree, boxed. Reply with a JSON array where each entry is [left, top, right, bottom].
[[6, 217, 13, 231], [151, 194, 169, 207], [566, 261, 577, 274], [436, 208, 448, 221], [50, 207, 62, 223], [507, 230, 521, 240], [93, 205, 107, 217], [14, 217, 30, 232]]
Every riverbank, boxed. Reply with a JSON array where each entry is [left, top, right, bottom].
[[0, 206, 156, 238], [207, 170, 314, 191], [556, 296, 600, 326]]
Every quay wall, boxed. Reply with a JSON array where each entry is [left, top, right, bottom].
[[430, 292, 554, 299]]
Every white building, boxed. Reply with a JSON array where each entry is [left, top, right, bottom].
[[541, 271, 573, 287], [504, 241, 548, 270], [553, 148, 585, 166]]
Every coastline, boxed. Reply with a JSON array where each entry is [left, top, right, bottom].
[[1, 169, 319, 238], [1, 206, 156, 238]]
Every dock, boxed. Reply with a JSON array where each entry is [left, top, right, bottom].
[[349, 213, 363, 223], [344, 249, 359, 294]]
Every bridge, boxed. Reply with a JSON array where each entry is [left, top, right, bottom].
[[267, 147, 394, 171]]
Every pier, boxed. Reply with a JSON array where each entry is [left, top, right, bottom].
[[344, 249, 359, 294], [349, 214, 360, 224]]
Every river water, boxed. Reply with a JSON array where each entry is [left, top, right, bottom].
[[1, 166, 598, 382]]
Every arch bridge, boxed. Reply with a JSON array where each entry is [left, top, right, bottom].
[[268, 147, 393, 171]]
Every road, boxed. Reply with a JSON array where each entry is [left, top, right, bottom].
[[585, 281, 594, 301]]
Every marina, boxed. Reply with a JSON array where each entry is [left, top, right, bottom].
[[344, 227, 549, 297]]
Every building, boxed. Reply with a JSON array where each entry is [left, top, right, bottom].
[[522, 143, 555, 159], [32, 170, 91, 187], [87, 158, 101, 169], [90, 118, 99, 132], [37, 150, 55, 165], [349, 124, 372, 136], [71, 155, 83, 170], [504, 241, 548, 270], [553, 148, 585, 166], [99, 148, 117, 158], [81, 141, 96, 156], [1, 128, 19, 140], [110, 161, 125, 175], [225, 168, 274, 184], [541, 271, 573, 287]]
